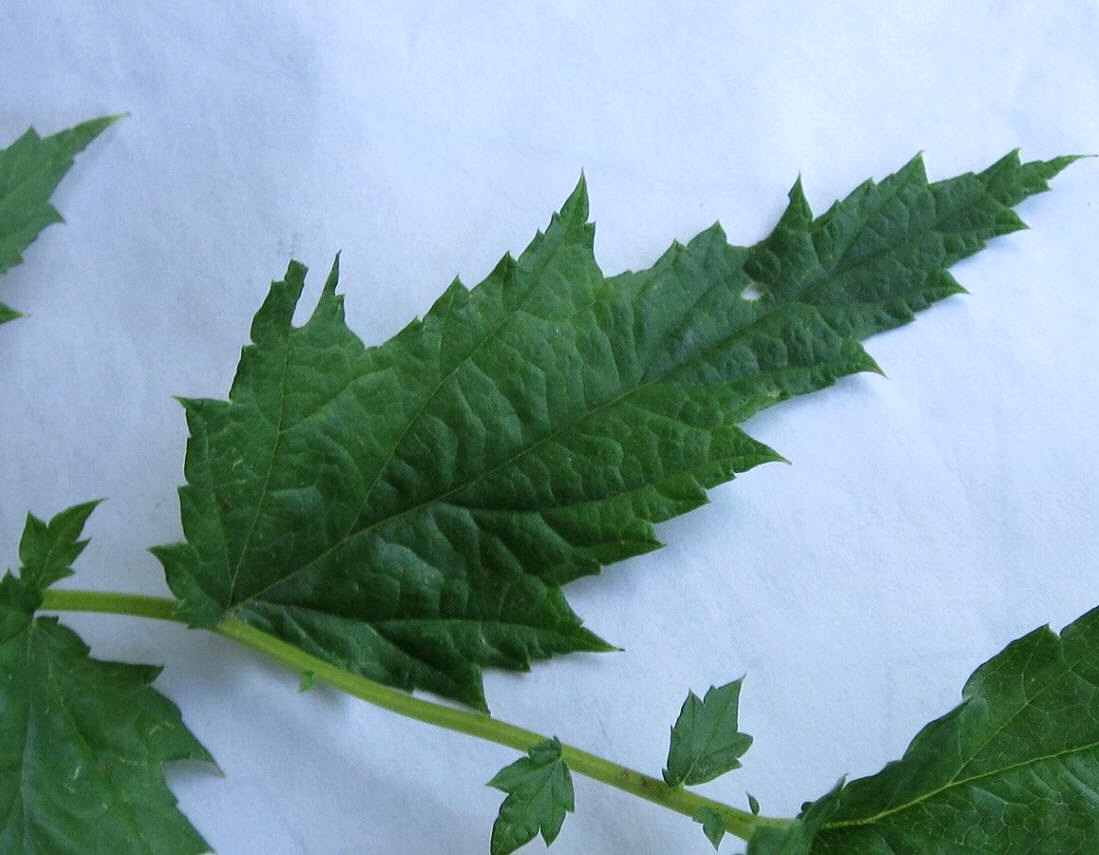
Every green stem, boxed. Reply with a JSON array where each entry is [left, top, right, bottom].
[[40, 587, 790, 843], [42, 589, 179, 621]]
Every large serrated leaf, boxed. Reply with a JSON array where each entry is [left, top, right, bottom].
[[1, 505, 213, 855], [0, 116, 117, 323], [155, 152, 1073, 709]]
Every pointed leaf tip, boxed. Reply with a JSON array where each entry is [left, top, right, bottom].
[[250, 260, 309, 342], [905, 150, 928, 176], [783, 176, 812, 224], [324, 251, 341, 293], [306, 252, 347, 324], [560, 171, 590, 223]]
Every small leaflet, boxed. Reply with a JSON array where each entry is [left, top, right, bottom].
[[18, 499, 100, 588], [487, 738, 574, 855], [664, 678, 753, 787], [693, 806, 727, 850]]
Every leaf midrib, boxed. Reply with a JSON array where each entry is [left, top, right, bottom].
[[253, 599, 598, 636], [349, 231, 575, 542], [243, 600, 591, 694], [231, 220, 590, 608], [521, 756, 566, 833], [227, 340, 291, 603], [674, 693, 748, 786]]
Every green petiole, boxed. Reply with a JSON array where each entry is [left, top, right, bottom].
[[40, 587, 790, 844]]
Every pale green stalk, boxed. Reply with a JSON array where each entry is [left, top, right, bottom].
[[41, 587, 790, 843]]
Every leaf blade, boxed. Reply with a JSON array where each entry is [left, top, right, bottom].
[[1, 505, 213, 855], [0, 115, 118, 320], [760, 605, 1099, 853], [488, 738, 574, 855], [18, 499, 101, 590], [156, 154, 1075, 707], [664, 679, 753, 787], [806, 606, 1099, 853]]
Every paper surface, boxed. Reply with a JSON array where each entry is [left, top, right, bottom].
[[2, 2, 1098, 853]]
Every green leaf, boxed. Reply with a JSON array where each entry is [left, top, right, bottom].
[[1, 506, 214, 854], [298, 669, 317, 692], [487, 738, 574, 855], [664, 678, 753, 787], [0, 116, 118, 323], [154, 153, 1074, 708], [790, 605, 1099, 853], [693, 806, 727, 849], [18, 499, 101, 590]]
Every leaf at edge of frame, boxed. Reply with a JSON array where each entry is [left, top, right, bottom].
[[753, 605, 1099, 852], [804, 605, 1099, 853], [0, 115, 119, 322], [0, 504, 215, 855]]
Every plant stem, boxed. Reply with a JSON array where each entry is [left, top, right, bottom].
[[40, 587, 790, 842], [42, 588, 179, 621]]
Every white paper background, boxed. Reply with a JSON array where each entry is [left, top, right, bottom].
[[3, 3, 1099, 853]]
